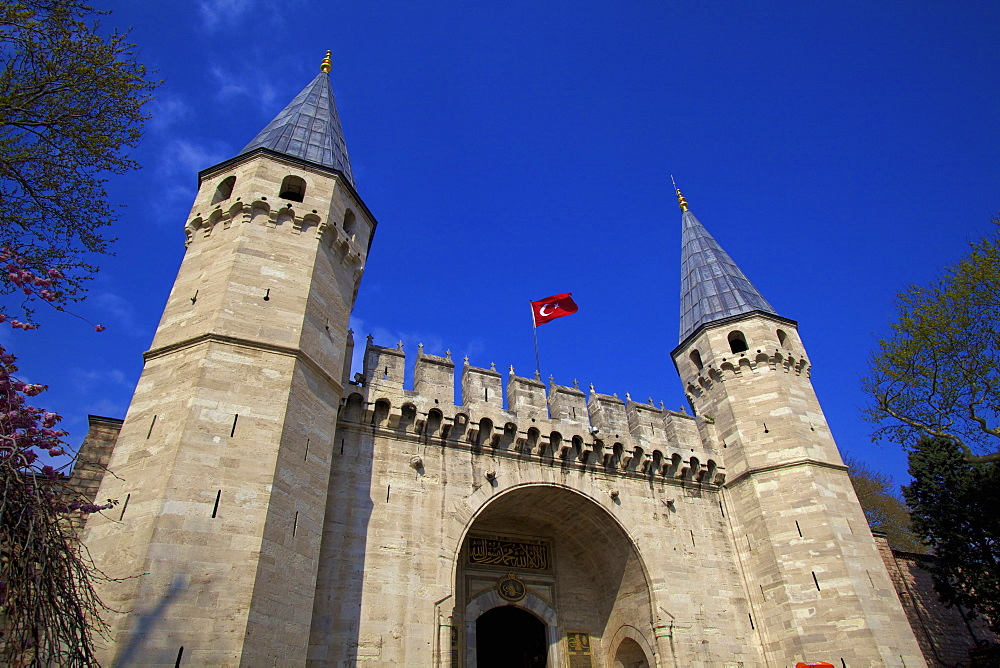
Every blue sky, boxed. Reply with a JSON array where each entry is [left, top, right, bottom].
[[6, 0, 999, 490]]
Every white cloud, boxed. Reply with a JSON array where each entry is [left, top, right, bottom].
[[198, 0, 307, 32], [91, 292, 148, 338], [148, 94, 192, 133], [69, 367, 133, 394], [161, 139, 230, 177], [198, 0, 256, 31], [207, 63, 278, 115]]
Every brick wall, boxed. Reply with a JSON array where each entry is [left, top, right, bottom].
[[64, 415, 122, 534], [874, 532, 996, 666]]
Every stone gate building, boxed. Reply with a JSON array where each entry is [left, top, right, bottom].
[[81, 53, 932, 666]]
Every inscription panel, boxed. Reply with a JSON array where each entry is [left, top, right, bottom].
[[468, 537, 549, 571]]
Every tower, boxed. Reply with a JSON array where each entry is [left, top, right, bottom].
[[668, 188, 923, 665], [83, 53, 376, 665]]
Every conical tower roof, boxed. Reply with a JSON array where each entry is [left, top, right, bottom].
[[677, 189, 776, 342], [239, 53, 354, 186]]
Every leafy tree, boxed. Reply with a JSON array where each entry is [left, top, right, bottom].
[[904, 437, 1000, 636], [863, 218, 1000, 464], [0, 0, 157, 325], [844, 456, 925, 553]]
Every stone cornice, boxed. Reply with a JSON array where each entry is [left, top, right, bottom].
[[722, 457, 847, 488], [143, 333, 344, 395]]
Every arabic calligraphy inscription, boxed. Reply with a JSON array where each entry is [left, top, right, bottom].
[[468, 537, 549, 571]]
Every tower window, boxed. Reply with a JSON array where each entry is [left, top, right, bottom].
[[690, 349, 704, 371], [279, 175, 306, 202], [728, 331, 749, 354], [212, 175, 236, 204], [343, 209, 357, 237], [777, 329, 788, 348]]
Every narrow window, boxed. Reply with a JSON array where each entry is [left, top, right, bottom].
[[343, 209, 358, 237], [119, 493, 131, 520], [279, 175, 306, 202], [777, 328, 788, 348], [211, 490, 221, 518], [212, 175, 236, 204], [689, 349, 704, 371], [728, 330, 749, 353]]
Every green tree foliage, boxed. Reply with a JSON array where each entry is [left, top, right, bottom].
[[904, 437, 1000, 635], [844, 456, 925, 553], [863, 219, 1000, 464], [0, 0, 157, 322]]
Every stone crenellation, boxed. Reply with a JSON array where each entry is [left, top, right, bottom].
[[354, 338, 726, 485], [684, 348, 812, 405]]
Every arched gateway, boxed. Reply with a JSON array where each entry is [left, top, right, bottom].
[[454, 485, 655, 667]]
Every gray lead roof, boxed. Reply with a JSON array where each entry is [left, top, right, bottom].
[[239, 72, 354, 186], [679, 209, 776, 342]]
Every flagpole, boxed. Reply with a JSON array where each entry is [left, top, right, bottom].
[[530, 301, 541, 376]]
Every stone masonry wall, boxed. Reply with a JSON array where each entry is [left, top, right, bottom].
[[64, 415, 122, 535], [307, 340, 763, 667]]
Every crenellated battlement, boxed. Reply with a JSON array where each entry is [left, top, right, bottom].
[[684, 348, 812, 402], [346, 337, 726, 485]]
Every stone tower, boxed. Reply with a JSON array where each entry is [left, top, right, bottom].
[[668, 188, 923, 665], [83, 53, 377, 665]]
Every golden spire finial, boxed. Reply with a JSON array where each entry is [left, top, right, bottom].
[[320, 50, 332, 73], [671, 175, 689, 212]]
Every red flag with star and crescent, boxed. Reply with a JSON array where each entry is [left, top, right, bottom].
[[531, 293, 579, 326]]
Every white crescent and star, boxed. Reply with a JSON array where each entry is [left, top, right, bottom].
[[539, 303, 559, 316]]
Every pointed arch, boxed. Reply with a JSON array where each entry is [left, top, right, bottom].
[[212, 175, 236, 204]]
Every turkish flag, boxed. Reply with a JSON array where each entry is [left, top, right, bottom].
[[531, 293, 579, 326]]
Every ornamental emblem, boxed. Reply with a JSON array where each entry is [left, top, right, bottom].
[[496, 573, 526, 602]]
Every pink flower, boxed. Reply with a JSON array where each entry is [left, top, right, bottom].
[[94, 324, 106, 332]]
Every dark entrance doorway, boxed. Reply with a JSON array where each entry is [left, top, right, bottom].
[[476, 605, 547, 667]]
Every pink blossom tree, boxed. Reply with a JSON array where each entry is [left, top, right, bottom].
[[1, 249, 116, 666]]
